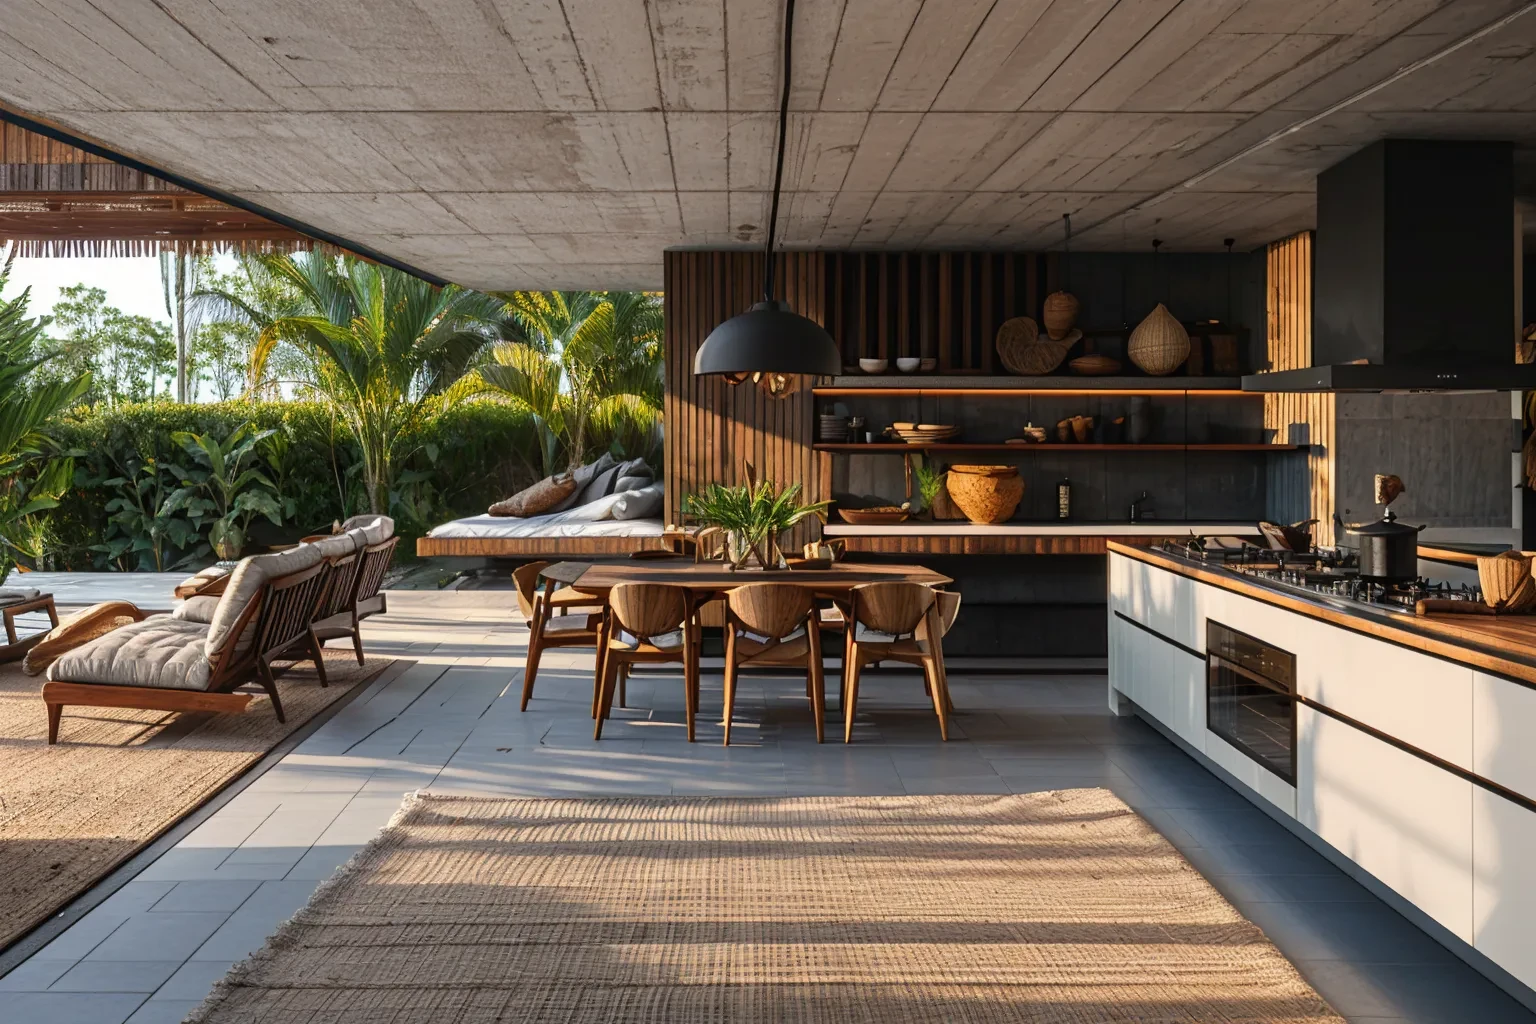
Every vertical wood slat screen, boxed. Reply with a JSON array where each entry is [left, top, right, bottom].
[[1263, 232, 1336, 545], [0, 122, 178, 191], [663, 251, 825, 548]]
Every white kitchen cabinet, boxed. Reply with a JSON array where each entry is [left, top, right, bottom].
[[1110, 553, 1201, 653], [1298, 705, 1474, 941], [1472, 671, 1536, 802], [1472, 789, 1536, 991]]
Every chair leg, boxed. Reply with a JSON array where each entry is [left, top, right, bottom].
[[807, 617, 825, 745], [923, 658, 949, 741], [591, 614, 611, 719], [46, 700, 62, 744], [618, 663, 627, 709], [523, 602, 550, 713], [308, 629, 329, 688], [350, 626, 365, 666], [721, 629, 738, 746], [257, 661, 286, 724], [843, 642, 862, 744], [593, 654, 621, 740]]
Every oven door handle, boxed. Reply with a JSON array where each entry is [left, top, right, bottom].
[[1208, 654, 1294, 698]]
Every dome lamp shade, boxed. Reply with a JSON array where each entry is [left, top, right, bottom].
[[693, 299, 840, 378]]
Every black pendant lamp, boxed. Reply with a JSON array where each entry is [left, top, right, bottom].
[[692, 0, 840, 384]]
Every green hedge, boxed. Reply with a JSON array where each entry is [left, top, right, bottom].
[[41, 400, 561, 571]]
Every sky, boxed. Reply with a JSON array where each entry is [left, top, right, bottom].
[[1, 253, 238, 332]]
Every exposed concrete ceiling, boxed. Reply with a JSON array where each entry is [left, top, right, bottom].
[[1, 0, 1535, 289]]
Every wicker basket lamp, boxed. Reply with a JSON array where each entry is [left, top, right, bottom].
[[946, 465, 1023, 524], [1128, 303, 1190, 376], [1042, 291, 1080, 340], [996, 317, 1071, 376]]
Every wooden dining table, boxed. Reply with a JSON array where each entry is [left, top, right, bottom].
[[538, 558, 955, 729]]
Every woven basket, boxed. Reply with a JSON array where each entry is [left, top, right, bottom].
[[996, 317, 1070, 376], [1128, 303, 1191, 376], [1478, 551, 1536, 611], [1042, 291, 1080, 340], [947, 466, 1023, 524]]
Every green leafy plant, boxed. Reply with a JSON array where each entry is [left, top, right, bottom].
[[161, 425, 281, 560], [682, 475, 830, 568], [913, 458, 945, 513], [88, 453, 196, 571]]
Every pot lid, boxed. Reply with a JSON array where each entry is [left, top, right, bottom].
[[1345, 510, 1421, 537]]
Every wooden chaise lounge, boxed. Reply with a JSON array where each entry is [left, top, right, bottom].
[[311, 515, 398, 666]]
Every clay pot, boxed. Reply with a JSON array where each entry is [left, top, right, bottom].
[[946, 466, 1023, 524]]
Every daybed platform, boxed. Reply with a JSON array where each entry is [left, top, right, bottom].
[[417, 514, 670, 559]]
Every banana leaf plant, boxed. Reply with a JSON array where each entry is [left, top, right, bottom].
[[681, 463, 829, 569], [160, 425, 282, 560]]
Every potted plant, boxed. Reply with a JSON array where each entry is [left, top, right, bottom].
[[682, 470, 830, 570], [912, 457, 945, 520]]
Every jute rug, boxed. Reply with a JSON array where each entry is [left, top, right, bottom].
[[189, 792, 1343, 1023], [0, 650, 393, 951]]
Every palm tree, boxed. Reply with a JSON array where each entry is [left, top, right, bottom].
[[188, 253, 309, 398], [245, 252, 507, 513], [464, 291, 663, 477], [0, 250, 90, 577], [160, 250, 205, 402]]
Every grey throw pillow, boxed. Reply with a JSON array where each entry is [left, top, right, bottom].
[[612, 457, 654, 494], [550, 453, 616, 512], [612, 482, 664, 521], [574, 461, 624, 507]]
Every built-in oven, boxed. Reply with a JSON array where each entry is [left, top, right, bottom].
[[1206, 622, 1297, 784]]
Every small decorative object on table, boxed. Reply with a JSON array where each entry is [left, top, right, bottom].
[[681, 462, 830, 570], [839, 505, 911, 525], [890, 422, 959, 444], [1478, 551, 1536, 612], [946, 465, 1023, 525], [1069, 336, 1120, 375], [1128, 303, 1191, 375], [1071, 415, 1094, 443], [1057, 477, 1071, 520], [1021, 423, 1048, 444], [896, 357, 921, 372], [858, 358, 888, 374], [1043, 291, 1080, 340]]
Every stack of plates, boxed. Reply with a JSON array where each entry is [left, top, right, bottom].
[[890, 422, 959, 444], [819, 414, 851, 442]]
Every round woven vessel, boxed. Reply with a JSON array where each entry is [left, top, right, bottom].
[[947, 466, 1023, 524], [1070, 353, 1120, 375], [1478, 551, 1536, 611], [1128, 303, 1191, 375], [1042, 291, 1080, 340], [996, 317, 1070, 376]]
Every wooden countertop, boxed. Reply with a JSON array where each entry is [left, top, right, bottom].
[[1110, 542, 1536, 687], [826, 522, 1258, 537]]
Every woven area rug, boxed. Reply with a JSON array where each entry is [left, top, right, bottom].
[[190, 792, 1342, 1023], [0, 650, 392, 951]]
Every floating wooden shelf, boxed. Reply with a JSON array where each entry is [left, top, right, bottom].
[[816, 375, 1246, 394], [814, 443, 1300, 453]]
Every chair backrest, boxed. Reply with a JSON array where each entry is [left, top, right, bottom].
[[206, 543, 325, 661], [250, 560, 331, 664], [608, 583, 690, 642], [850, 582, 936, 637], [935, 589, 961, 637], [351, 535, 398, 610], [310, 530, 365, 620], [726, 583, 811, 639], [511, 560, 553, 622]]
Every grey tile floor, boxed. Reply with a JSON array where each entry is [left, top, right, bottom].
[[2, 590, 1532, 1024]]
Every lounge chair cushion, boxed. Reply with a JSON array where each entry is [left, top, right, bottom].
[[173, 595, 221, 624], [173, 566, 230, 600], [47, 615, 214, 691], [206, 543, 325, 659], [309, 531, 361, 561], [341, 515, 395, 545], [0, 587, 42, 607], [488, 473, 577, 517], [612, 482, 664, 521]]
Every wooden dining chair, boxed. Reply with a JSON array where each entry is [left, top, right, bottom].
[[593, 583, 701, 741], [842, 582, 960, 743], [513, 561, 604, 712], [722, 583, 825, 745]]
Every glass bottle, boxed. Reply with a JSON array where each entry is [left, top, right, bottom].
[[1057, 478, 1071, 520]]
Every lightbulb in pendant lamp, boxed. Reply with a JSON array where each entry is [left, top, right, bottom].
[[691, 0, 840, 388]]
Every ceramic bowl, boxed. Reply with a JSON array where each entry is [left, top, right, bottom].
[[896, 357, 921, 372], [858, 358, 889, 374]]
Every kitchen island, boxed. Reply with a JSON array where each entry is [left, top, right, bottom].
[[1108, 541, 1536, 1007]]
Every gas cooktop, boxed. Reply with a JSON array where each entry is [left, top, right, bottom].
[[1227, 565, 1483, 615]]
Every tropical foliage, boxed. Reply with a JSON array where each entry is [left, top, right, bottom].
[[682, 474, 828, 568], [0, 254, 91, 579]]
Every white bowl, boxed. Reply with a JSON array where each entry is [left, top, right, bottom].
[[896, 357, 921, 372], [858, 358, 888, 374]]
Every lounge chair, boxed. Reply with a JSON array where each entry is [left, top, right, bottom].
[[310, 515, 397, 666], [1, 588, 58, 664], [42, 544, 334, 744]]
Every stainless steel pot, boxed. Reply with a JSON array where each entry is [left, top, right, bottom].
[[1346, 510, 1426, 581]]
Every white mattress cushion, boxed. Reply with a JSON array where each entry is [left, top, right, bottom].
[[426, 507, 663, 540], [47, 615, 213, 691], [207, 543, 324, 659]]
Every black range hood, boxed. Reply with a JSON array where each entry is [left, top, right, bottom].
[[1243, 139, 1530, 393]]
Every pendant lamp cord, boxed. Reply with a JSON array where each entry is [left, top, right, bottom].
[[762, 0, 796, 303]]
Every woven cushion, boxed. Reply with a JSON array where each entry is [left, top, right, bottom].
[[173, 566, 229, 600], [341, 515, 395, 545], [488, 474, 576, 518], [47, 615, 213, 691], [550, 454, 616, 512], [206, 543, 324, 659], [612, 482, 664, 521]]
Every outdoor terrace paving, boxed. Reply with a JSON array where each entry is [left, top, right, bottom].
[[0, 588, 1531, 1024]]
